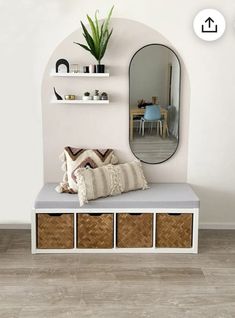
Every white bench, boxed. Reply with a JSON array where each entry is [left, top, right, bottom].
[[32, 183, 199, 254]]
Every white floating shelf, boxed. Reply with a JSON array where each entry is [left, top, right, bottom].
[[51, 72, 110, 77], [52, 100, 110, 104]]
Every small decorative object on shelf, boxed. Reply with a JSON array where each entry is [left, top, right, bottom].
[[96, 64, 105, 73], [101, 92, 108, 100], [70, 64, 79, 73], [93, 90, 100, 100], [55, 59, 69, 73], [64, 95, 76, 100], [89, 65, 96, 73], [53, 87, 63, 100], [83, 92, 92, 100], [83, 66, 89, 73], [74, 6, 114, 73]]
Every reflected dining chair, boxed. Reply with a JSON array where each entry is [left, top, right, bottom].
[[139, 105, 162, 137]]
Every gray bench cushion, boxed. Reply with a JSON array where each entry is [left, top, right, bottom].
[[34, 183, 199, 210]]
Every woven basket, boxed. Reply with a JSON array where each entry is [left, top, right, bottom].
[[37, 213, 74, 249], [77, 214, 114, 248], [117, 213, 153, 248], [156, 213, 192, 248]]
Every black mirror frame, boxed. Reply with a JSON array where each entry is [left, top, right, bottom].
[[129, 43, 181, 165]]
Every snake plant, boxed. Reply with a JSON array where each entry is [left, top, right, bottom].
[[74, 6, 114, 65]]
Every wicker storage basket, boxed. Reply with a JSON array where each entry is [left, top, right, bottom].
[[77, 214, 114, 248], [156, 213, 192, 248], [37, 213, 74, 249], [117, 213, 153, 248]]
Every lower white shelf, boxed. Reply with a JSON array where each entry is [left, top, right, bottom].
[[35, 247, 196, 254], [31, 209, 199, 254], [51, 100, 109, 104]]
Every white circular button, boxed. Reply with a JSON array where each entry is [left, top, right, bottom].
[[193, 9, 226, 41]]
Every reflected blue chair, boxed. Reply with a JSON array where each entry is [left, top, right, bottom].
[[139, 105, 162, 136]]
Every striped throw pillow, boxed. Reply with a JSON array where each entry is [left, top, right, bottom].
[[75, 161, 149, 206]]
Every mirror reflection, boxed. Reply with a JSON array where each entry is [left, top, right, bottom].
[[129, 44, 180, 164]]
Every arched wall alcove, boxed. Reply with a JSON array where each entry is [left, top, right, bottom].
[[42, 18, 190, 183]]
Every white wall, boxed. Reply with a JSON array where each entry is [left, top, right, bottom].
[[0, 0, 235, 228]]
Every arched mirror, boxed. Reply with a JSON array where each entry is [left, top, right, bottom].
[[129, 44, 181, 164]]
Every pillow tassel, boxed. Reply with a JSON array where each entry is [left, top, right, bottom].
[[75, 172, 88, 207], [137, 161, 149, 190], [111, 153, 119, 165]]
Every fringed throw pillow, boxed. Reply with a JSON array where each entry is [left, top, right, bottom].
[[75, 161, 149, 206], [56, 147, 119, 193]]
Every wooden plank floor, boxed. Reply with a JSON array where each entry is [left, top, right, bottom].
[[0, 229, 235, 318]]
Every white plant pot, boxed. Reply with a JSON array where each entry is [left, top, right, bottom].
[[93, 95, 100, 101], [83, 96, 92, 101]]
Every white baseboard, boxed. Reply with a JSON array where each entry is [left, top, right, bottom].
[[199, 223, 235, 230], [0, 224, 31, 230]]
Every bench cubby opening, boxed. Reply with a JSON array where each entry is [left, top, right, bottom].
[[77, 213, 114, 249], [36, 213, 74, 249], [156, 213, 193, 248], [116, 213, 153, 248]]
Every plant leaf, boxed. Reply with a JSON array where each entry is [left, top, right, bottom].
[[95, 10, 100, 39], [86, 15, 100, 57], [99, 22, 104, 41], [74, 42, 91, 52], [75, 7, 114, 63], [75, 42, 98, 61], [80, 22, 94, 48], [80, 21, 97, 58], [100, 28, 113, 61], [103, 6, 114, 35]]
